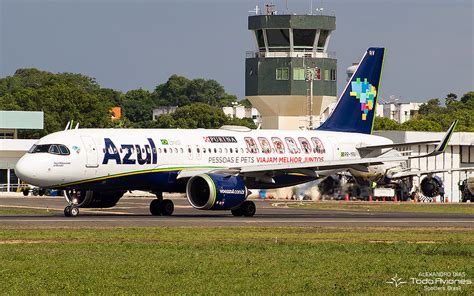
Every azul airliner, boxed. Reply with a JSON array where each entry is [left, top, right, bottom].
[[15, 48, 457, 217]]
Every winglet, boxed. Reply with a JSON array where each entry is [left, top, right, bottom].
[[415, 120, 458, 158], [435, 120, 458, 153]]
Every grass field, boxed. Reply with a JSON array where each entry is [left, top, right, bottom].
[[0, 207, 56, 216], [0, 227, 472, 295], [287, 202, 474, 214]]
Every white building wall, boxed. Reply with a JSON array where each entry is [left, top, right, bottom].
[[376, 131, 474, 202]]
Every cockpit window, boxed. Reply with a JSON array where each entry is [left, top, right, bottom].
[[29, 144, 70, 155], [49, 145, 60, 155], [28, 145, 37, 153], [59, 145, 70, 155]]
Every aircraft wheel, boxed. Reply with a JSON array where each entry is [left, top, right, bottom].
[[231, 208, 243, 217], [160, 199, 174, 216], [150, 199, 162, 216], [70, 206, 79, 217], [38, 189, 44, 197], [22, 189, 29, 196], [241, 201, 256, 217], [64, 206, 72, 217]]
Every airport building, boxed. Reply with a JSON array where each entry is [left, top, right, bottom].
[[222, 105, 261, 126], [0, 111, 43, 192], [245, 7, 337, 130], [375, 130, 474, 202]]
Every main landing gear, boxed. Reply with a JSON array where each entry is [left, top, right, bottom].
[[231, 200, 256, 217], [149, 192, 174, 216]]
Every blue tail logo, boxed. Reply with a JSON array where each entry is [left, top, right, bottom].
[[318, 47, 385, 134]]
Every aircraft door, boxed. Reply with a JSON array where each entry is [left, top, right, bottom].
[[81, 136, 99, 168]]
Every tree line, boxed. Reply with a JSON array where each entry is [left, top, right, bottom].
[[374, 92, 474, 132], [0, 68, 472, 139], [0, 69, 255, 138]]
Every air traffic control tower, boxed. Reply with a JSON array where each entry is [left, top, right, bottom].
[[245, 9, 337, 130]]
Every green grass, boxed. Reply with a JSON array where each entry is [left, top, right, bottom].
[[287, 202, 474, 214], [0, 207, 56, 216], [0, 227, 472, 295]]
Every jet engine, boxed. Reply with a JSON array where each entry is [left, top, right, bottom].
[[186, 173, 248, 210], [65, 190, 126, 208], [420, 176, 444, 197]]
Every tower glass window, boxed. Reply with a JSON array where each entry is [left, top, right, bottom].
[[324, 69, 330, 81], [330, 69, 336, 81], [293, 29, 316, 48], [266, 29, 290, 50], [255, 30, 265, 49], [317, 30, 329, 49], [276, 68, 289, 80]]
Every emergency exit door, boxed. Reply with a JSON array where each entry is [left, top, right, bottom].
[[81, 136, 99, 168]]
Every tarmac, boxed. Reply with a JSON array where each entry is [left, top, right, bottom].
[[0, 194, 473, 228]]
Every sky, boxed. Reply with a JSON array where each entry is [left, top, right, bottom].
[[0, 0, 473, 103]]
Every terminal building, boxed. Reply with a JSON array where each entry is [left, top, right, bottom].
[[245, 8, 337, 130], [0, 111, 42, 192]]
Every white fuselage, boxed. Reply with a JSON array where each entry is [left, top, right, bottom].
[[15, 128, 396, 189]]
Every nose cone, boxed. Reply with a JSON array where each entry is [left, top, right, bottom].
[[15, 155, 37, 185]]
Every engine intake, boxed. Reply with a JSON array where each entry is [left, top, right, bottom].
[[65, 190, 125, 208], [420, 176, 443, 197], [186, 173, 248, 210]]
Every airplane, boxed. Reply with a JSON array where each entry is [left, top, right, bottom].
[[14, 47, 458, 217]]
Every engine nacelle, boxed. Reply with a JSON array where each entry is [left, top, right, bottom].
[[186, 173, 248, 210], [65, 190, 125, 208], [420, 176, 444, 197]]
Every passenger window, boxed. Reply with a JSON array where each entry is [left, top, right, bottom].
[[285, 137, 299, 154], [258, 137, 271, 154], [244, 137, 259, 153], [298, 137, 312, 154], [271, 137, 285, 154]]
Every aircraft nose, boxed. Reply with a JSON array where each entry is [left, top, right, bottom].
[[15, 155, 36, 185]]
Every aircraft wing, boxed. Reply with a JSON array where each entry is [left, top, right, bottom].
[[357, 120, 458, 152], [357, 140, 439, 151], [391, 167, 474, 179]]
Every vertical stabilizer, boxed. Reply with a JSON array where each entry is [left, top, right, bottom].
[[317, 47, 385, 134]]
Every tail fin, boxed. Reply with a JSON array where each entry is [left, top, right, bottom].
[[318, 47, 386, 134]]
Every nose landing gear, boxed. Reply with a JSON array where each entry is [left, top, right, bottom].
[[64, 205, 80, 217], [149, 192, 174, 216], [63, 190, 83, 217]]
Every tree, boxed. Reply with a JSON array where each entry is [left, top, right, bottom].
[[144, 103, 256, 129], [373, 117, 400, 131], [121, 89, 155, 123], [400, 118, 442, 131], [445, 93, 457, 106], [0, 68, 115, 138], [152, 74, 239, 108], [225, 117, 257, 129], [239, 98, 253, 108], [153, 75, 191, 106], [419, 98, 441, 115]]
